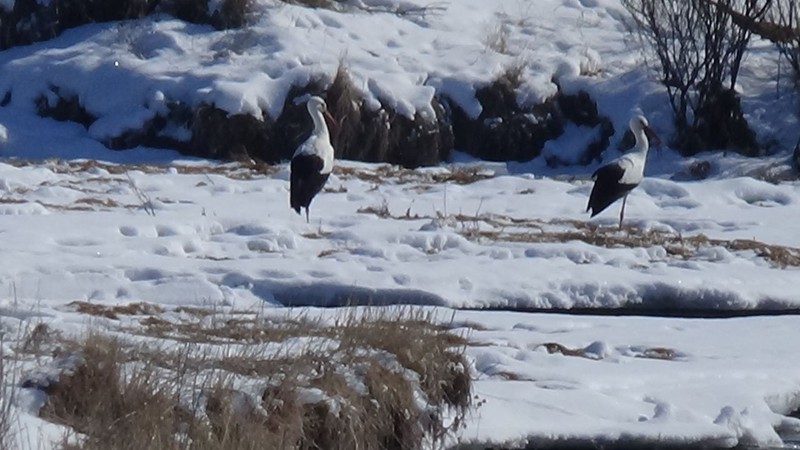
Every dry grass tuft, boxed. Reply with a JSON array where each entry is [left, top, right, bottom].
[[353, 207, 800, 268], [281, 0, 336, 9], [540, 342, 589, 358], [637, 347, 676, 361], [357, 203, 392, 218], [541, 342, 678, 361], [68, 301, 164, 320], [34, 308, 471, 450], [41, 335, 182, 450], [0, 334, 14, 450], [6, 158, 277, 180], [335, 164, 493, 186], [20, 322, 60, 356]]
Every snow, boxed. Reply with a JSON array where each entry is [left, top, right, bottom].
[[0, 0, 799, 448], [1, 158, 799, 448]]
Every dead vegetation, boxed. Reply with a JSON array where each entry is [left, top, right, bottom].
[[26, 307, 471, 450], [279, 0, 447, 18], [0, 334, 14, 450], [540, 342, 678, 361], [0, 159, 278, 213], [353, 208, 800, 268], [334, 164, 494, 186], [4, 158, 278, 179], [67, 301, 164, 320]]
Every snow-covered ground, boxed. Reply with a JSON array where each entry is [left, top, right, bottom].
[[0, 158, 799, 449], [0, 0, 799, 448]]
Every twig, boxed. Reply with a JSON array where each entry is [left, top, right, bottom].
[[126, 172, 156, 216]]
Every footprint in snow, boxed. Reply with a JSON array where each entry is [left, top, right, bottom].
[[118, 225, 138, 237], [735, 184, 792, 207]]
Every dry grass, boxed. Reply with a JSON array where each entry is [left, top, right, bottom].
[[474, 222, 800, 268], [280, 0, 336, 8], [0, 334, 14, 450], [1, 159, 278, 214], [33, 307, 471, 450], [540, 342, 678, 361], [67, 301, 164, 320], [20, 322, 61, 356], [353, 208, 800, 268], [335, 164, 493, 186], [5, 158, 277, 179], [41, 335, 185, 450]]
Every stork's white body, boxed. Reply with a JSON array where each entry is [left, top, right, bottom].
[[292, 99, 334, 174], [290, 96, 335, 222], [587, 115, 659, 228]]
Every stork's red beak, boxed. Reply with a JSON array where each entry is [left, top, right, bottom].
[[644, 125, 661, 147]]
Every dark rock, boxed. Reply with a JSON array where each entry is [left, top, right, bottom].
[[35, 86, 96, 128], [445, 78, 562, 162], [557, 89, 600, 127], [688, 160, 712, 180], [190, 104, 274, 162], [0, 0, 248, 52], [445, 76, 612, 165], [210, 0, 252, 30], [164, 0, 211, 25], [553, 89, 614, 165]]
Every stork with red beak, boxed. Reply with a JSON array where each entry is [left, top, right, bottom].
[[290, 96, 337, 222], [587, 115, 661, 229]]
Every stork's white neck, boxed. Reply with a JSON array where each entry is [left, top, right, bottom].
[[309, 107, 329, 140], [632, 127, 649, 156]]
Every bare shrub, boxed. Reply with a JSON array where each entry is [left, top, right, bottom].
[[484, 20, 512, 55], [772, 1, 800, 86], [622, 0, 772, 155], [32, 308, 471, 450], [724, 0, 800, 89], [40, 335, 183, 450]]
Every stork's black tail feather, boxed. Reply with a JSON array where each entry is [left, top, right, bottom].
[[290, 154, 330, 218], [587, 164, 637, 217]]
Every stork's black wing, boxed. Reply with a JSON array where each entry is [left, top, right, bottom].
[[587, 163, 638, 217]]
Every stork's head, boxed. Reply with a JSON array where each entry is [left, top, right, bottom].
[[306, 96, 338, 134], [307, 96, 328, 115], [629, 114, 661, 148]]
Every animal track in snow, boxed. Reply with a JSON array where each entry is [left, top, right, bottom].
[[118, 225, 138, 237], [734, 181, 792, 207], [124, 267, 167, 282]]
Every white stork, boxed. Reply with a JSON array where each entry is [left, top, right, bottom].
[[587, 115, 661, 229], [290, 96, 336, 223]]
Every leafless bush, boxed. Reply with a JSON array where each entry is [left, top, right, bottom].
[[623, 0, 771, 155], [766, 1, 800, 87], [708, 1, 800, 92], [30, 308, 471, 450]]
